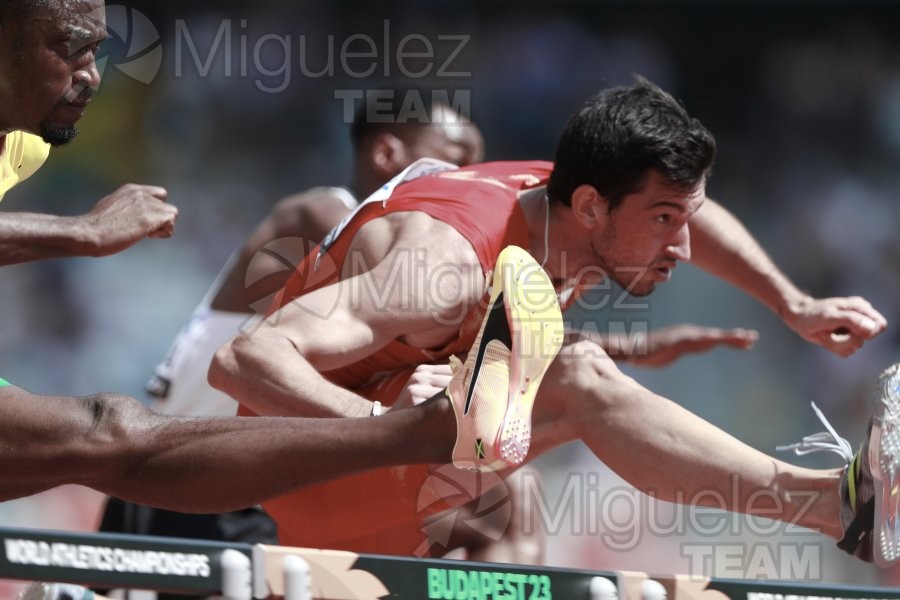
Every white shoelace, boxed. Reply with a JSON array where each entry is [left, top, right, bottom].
[[776, 402, 855, 463]]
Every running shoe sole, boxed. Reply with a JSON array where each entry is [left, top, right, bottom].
[[451, 245, 564, 471], [871, 362, 900, 567]]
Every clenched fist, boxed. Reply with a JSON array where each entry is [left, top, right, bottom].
[[82, 184, 178, 256]]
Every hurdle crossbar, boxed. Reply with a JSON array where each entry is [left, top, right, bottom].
[[0, 526, 251, 597], [252, 544, 900, 600], [3, 527, 900, 599]]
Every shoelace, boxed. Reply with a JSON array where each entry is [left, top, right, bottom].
[[776, 402, 854, 463]]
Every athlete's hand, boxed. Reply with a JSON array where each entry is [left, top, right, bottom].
[[785, 295, 887, 357], [627, 324, 758, 367], [392, 364, 454, 411], [81, 184, 178, 256]]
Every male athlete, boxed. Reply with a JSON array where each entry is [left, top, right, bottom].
[[0, 0, 557, 571], [0, 0, 511, 519], [0, 0, 176, 263], [0, 1, 554, 551], [134, 87, 752, 569], [146, 91, 485, 419], [210, 77, 896, 565], [97, 92, 501, 582]]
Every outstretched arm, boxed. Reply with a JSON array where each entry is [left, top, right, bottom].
[[0, 384, 452, 513], [689, 198, 887, 356], [0, 184, 177, 265], [578, 323, 758, 367]]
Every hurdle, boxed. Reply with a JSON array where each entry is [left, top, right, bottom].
[[3, 526, 900, 599], [250, 545, 900, 600], [0, 526, 252, 599]]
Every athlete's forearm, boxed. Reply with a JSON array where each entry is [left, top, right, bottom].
[[0, 384, 451, 511], [0, 211, 95, 265], [208, 329, 376, 418], [565, 328, 643, 362], [95, 400, 452, 513], [689, 198, 809, 320]]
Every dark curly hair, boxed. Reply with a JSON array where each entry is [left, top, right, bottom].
[[548, 76, 716, 211]]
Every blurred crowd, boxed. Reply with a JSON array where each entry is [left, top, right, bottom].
[[1, 0, 898, 590]]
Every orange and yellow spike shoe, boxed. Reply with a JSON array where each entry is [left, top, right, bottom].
[[447, 245, 564, 472]]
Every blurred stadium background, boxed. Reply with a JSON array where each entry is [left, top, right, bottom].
[[1, 0, 899, 595]]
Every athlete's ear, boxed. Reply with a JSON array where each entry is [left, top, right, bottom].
[[569, 185, 609, 230], [370, 133, 408, 181]]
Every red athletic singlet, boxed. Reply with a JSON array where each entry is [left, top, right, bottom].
[[240, 161, 553, 553]]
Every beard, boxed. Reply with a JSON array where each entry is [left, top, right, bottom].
[[616, 276, 656, 297], [39, 87, 93, 146], [38, 123, 79, 146], [584, 237, 656, 297]]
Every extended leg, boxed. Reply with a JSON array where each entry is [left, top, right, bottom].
[[531, 340, 843, 539]]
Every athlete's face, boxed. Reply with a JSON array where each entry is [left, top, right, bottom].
[[404, 106, 485, 167], [0, 0, 106, 144], [587, 170, 705, 297]]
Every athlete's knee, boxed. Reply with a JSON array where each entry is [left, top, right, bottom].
[[544, 340, 625, 405]]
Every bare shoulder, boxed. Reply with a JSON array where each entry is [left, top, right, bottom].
[[260, 187, 355, 243], [275, 187, 354, 210], [340, 211, 486, 321], [345, 211, 481, 276]]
